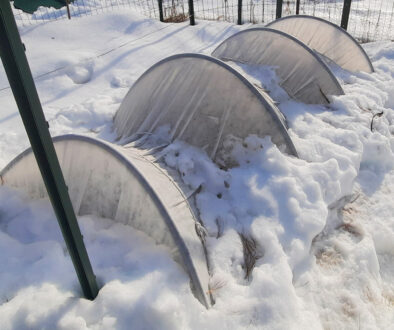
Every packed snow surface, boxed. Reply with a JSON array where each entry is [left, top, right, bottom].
[[0, 8, 394, 330]]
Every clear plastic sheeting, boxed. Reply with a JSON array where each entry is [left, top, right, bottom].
[[0, 135, 211, 308], [114, 54, 298, 166], [212, 28, 344, 105], [266, 15, 374, 73]]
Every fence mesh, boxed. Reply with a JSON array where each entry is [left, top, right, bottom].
[[11, 0, 394, 42]]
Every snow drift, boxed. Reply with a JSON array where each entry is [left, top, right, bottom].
[[0, 134, 212, 308]]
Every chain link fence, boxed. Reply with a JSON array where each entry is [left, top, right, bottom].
[[12, 0, 394, 42]]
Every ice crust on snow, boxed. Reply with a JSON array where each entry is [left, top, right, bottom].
[[0, 8, 394, 330]]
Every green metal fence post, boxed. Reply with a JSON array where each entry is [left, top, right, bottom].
[[0, 0, 99, 300], [276, 0, 283, 19], [188, 0, 195, 25], [296, 0, 300, 15], [237, 0, 242, 25], [158, 0, 164, 22], [341, 0, 352, 30]]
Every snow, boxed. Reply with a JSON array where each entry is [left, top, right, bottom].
[[1, 6, 394, 330]]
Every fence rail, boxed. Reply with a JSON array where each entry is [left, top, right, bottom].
[[12, 0, 394, 42]]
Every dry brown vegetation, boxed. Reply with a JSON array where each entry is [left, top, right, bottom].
[[239, 233, 264, 280]]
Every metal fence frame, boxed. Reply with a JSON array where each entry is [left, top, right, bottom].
[[9, 1, 394, 41], [1, 0, 99, 300]]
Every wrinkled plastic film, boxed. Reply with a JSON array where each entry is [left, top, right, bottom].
[[266, 15, 374, 73], [1, 135, 211, 308], [212, 28, 344, 104], [114, 54, 297, 164]]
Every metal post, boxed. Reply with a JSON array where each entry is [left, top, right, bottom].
[[188, 0, 195, 25], [65, 0, 71, 19], [237, 0, 242, 25], [341, 0, 352, 30], [158, 0, 164, 22], [276, 0, 283, 19], [0, 0, 99, 300], [296, 0, 300, 15]]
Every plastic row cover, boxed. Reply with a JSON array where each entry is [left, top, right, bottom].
[[212, 27, 344, 104], [114, 53, 298, 165], [0, 135, 212, 308], [267, 15, 374, 73]]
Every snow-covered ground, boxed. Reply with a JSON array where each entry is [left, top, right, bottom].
[[0, 8, 393, 330]]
